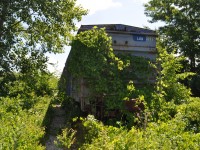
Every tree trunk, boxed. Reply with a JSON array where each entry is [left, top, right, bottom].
[[189, 55, 196, 72], [0, 1, 8, 40]]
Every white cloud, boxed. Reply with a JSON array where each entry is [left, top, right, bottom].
[[47, 55, 63, 76], [77, 0, 122, 15], [131, 0, 149, 4], [47, 57, 59, 72]]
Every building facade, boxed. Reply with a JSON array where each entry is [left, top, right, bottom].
[[79, 24, 156, 60], [61, 24, 157, 117]]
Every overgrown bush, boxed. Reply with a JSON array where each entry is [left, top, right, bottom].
[[55, 128, 77, 149], [79, 114, 200, 150], [149, 44, 194, 121], [57, 29, 200, 149], [0, 96, 51, 149], [178, 97, 200, 133]]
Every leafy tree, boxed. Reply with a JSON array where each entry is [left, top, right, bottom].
[[0, 0, 87, 96], [151, 40, 194, 121], [145, 0, 200, 72]]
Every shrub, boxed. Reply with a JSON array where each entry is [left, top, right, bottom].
[[55, 128, 77, 149], [178, 97, 200, 133], [0, 96, 51, 149], [79, 114, 200, 150]]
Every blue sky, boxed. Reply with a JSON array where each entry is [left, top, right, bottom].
[[48, 0, 163, 74]]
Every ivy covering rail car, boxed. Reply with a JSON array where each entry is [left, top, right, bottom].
[[60, 24, 157, 120]]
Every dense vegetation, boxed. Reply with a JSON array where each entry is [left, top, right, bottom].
[[1, 0, 200, 149], [0, 0, 86, 149], [61, 27, 154, 122], [0, 0, 86, 96], [57, 1, 200, 148], [57, 27, 200, 149], [145, 0, 200, 95], [0, 95, 51, 149]]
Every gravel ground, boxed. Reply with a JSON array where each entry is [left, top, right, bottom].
[[45, 105, 66, 150]]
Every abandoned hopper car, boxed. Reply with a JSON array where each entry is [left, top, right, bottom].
[[79, 24, 156, 59], [61, 24, 157, 117]]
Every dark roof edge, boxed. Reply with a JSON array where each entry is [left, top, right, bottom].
[[78, 24, 157, 35]]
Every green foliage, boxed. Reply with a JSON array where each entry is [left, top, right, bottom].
[[0, 1, 87, 149], [67, 27, 156, 114], [178, 97, 200, 133], [68, 27, 126, 109], [116, 53, 154, 85], [7, 73, 58, 99], [156, 47, 192, 104], [117, 53, 155, 111], [145, 0, 200, 72], [0, 0, 87, 96], [61, 96, 82, 119], [69, 27, 122, 86], [81, 115, 104, 144], [0, 72, 57, 149], [57, 28, 200, 150], [0, 96, 51, 149], [150, 42, 194, 121], [137, 115, 200, 150], [55, 128, 77, 149], [189, 75, 200, 96], [78, 114, 200, 150]]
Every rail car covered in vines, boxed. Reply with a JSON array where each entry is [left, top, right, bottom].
[[60, 24, 157, 119]]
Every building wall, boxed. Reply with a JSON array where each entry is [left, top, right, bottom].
[[109, 33, 156, 60]]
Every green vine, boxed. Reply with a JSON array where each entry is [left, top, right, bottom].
[[67, 27, 155, 110]]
